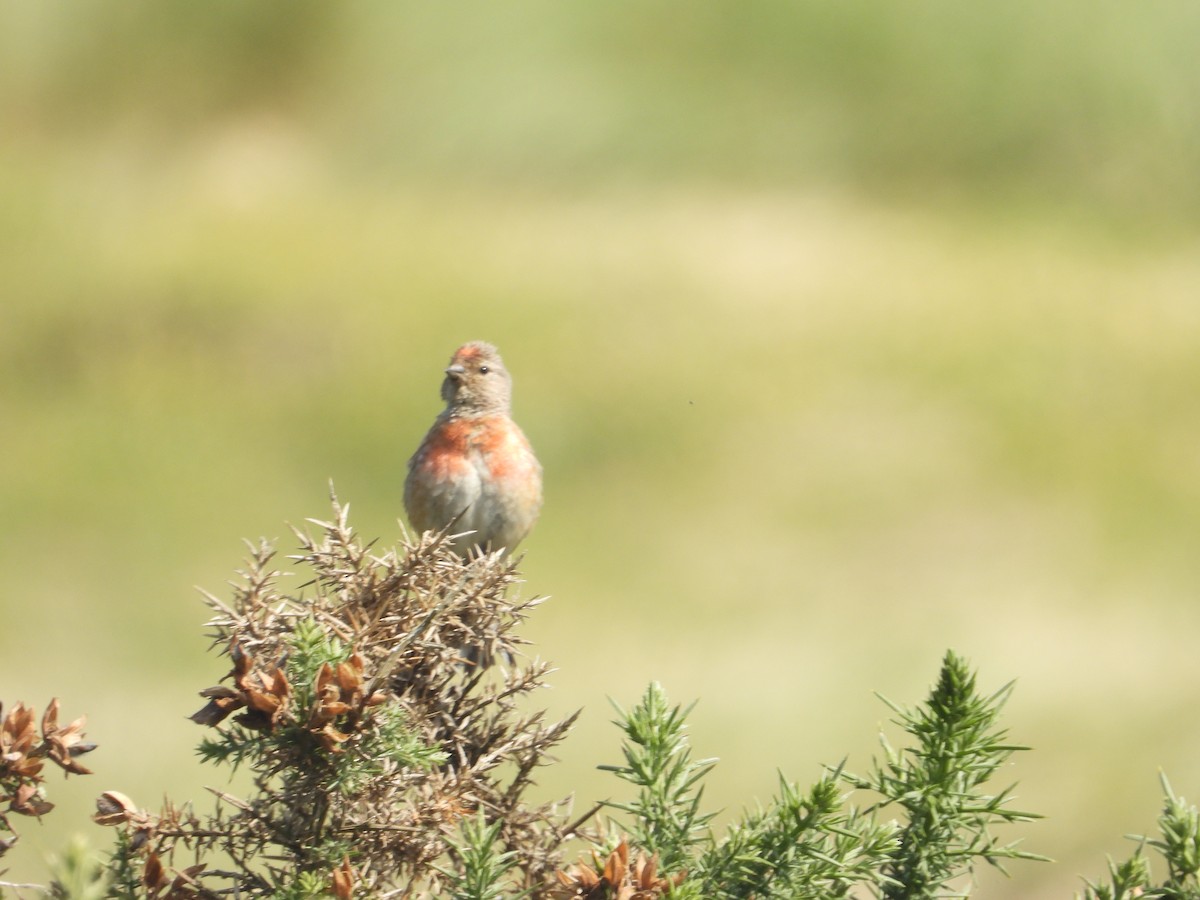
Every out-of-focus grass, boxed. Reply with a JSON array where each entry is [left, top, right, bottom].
[[5, 3, 1200, 221], [3, 4, 1200, 897]]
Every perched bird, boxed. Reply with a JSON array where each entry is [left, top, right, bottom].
[[404, 341, 543, 558]]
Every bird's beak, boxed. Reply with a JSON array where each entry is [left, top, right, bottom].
[[444, 364, 466, 380]]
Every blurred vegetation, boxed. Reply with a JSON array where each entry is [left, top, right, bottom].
[[2, 3, 1200, 897], [4, 3, 1200, 220]]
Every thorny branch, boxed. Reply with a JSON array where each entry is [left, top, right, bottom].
[[94, 494, 584, 898]]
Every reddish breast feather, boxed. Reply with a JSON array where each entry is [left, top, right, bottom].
[[419, 419, 474, 479], [478, 419, 531, 479]]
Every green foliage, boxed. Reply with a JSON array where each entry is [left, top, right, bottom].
[[285, 616, 352, 713], [1150, 775, 1200, 893], [588, 651, 1043, 899], [195, 722, 262, 770], [695, 770, 897, 898], [273, 870, 336, 900], [102, 830, 144, 900], [600, 683, 717, 872], [48, 838, 110, 900], [844, 650, 1046, 898], [1081, 774, 1200, 900], [1082, 855, 1154, 900], [342, 701, 447, 794], [441, 812, 530, 900]]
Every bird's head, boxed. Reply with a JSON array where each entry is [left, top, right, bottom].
[[441, 341, 513, 414]]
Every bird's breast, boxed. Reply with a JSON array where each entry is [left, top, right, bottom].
[[413, 418, 476, 479], [476, 419, 539, 481]]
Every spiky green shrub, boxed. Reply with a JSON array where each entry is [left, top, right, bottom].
[[558, 652, 1042, 899]]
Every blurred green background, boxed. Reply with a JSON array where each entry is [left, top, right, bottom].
[[4, 3, 1200, 896]]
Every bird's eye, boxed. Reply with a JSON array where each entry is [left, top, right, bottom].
[[479, 365, 490, 374]]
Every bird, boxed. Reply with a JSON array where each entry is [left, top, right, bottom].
[[404, 341, 543, 559]]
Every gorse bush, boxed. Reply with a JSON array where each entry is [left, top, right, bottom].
[[96, 498, 578, 898], [570, 656, 1040, 900], [3, 494, 1199, 897]]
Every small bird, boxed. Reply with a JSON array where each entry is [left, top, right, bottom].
[[404, 341, 543, 558]]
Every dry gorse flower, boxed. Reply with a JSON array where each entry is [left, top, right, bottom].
[[0, 698, 95, 856], [553, 839, 686, 900]]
